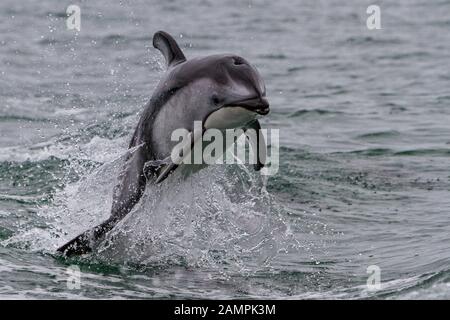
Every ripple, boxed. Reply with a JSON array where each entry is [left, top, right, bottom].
[[289, 109, 343, 118], [355, 130, 401, 140], [258, 54, 287, 60], [341, 148, 450, 157], [344, 36, 404, 45], [394, 148, 450, 157]]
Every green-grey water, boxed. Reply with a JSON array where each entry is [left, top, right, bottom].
[[1, 0, 450, 299]]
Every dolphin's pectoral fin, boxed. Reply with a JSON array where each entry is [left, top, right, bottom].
[[153, 31, 186, 68], [245, 120, 267, 171], [155, 162, 179, 184], [57, 147, 149, 257]]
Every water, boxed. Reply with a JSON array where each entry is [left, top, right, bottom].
[[1, 0, 450, 299]]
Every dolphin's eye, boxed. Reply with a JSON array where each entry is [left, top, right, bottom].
[[212, 94, 221, 105]]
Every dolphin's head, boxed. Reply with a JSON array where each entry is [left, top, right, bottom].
[[199, 55, 270, 129], [150, 31, 270, 181], [152, 31, 269, 131]]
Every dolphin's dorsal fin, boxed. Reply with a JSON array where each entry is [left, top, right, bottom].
[[153, 31, 186, 68]]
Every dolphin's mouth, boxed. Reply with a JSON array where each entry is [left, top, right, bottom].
[[229, 97, 270, 115]]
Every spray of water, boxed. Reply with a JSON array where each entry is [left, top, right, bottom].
[[3, 136, 298, 275]]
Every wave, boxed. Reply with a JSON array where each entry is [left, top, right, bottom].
[[0, 135, 127, 163], [289, 109, 342, 118], [337, 148, 450, 157], [355, 130, 401, 140]]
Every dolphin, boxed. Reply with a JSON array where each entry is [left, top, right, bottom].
[[57, 31, 270, 256]]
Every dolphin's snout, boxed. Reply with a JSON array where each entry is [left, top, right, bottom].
[[233, 97, 270, 115]]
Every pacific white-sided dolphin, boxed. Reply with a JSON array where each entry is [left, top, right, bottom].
[[57, 31, 270, 256]]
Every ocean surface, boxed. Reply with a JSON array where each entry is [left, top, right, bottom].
[[1, 0, 450, 299]]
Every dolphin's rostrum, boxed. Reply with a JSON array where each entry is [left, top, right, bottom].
[[57, 31, 270, 256]]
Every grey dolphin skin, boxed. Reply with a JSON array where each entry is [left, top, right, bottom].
[[57, 31, 270, 257]]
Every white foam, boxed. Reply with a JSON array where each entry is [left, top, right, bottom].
[[0, 135, 127, 163]]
